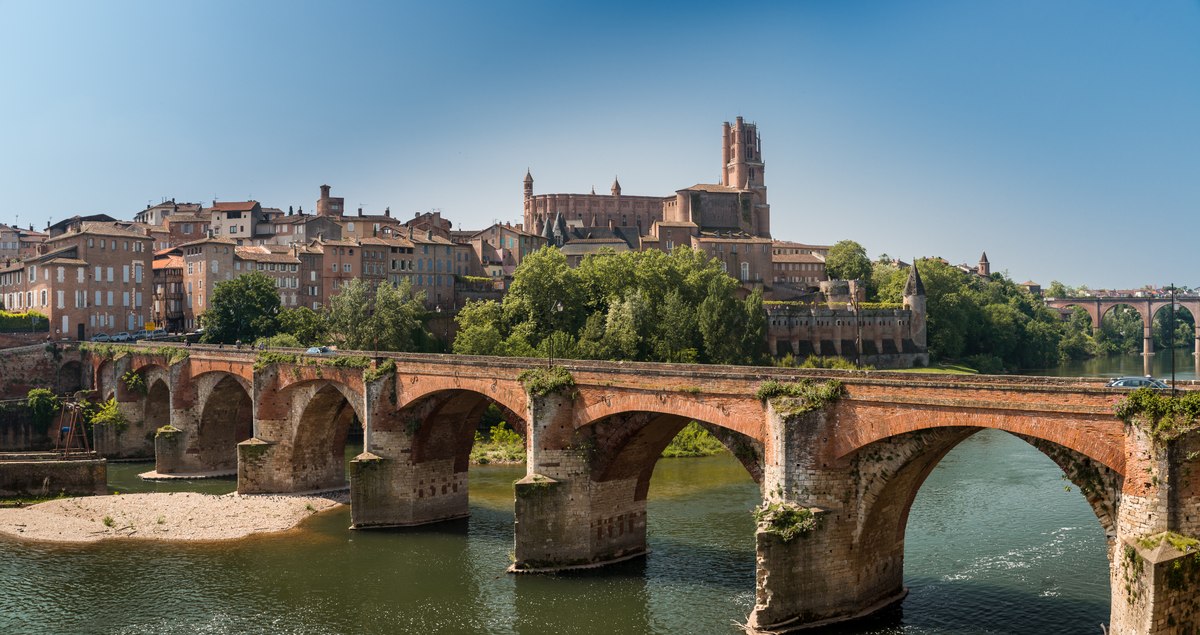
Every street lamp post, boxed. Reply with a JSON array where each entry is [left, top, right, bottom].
[[546, 301, 563, 368], [1169, 284, 1177, 397]]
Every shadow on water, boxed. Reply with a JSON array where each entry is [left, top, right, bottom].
[[808, 574, 1111, 635]]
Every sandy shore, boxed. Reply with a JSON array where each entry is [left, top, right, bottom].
[[0, 492, 345, 543]]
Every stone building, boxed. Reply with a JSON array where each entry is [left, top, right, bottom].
[[151, 248, 184, 333], [207, 201, 266, 243], [766, 264, 928, 368], [522, 117, 777, 286], [0, 224, 47, 262], [0, 222, 152, 339], [179, 236, 236, 331]]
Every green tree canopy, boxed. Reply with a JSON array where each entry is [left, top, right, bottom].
[[824, 240, 872, 282], [277, 306, 328, 346], [325, 278, 430, 352], [454, 246, 761, 365], [200, 272, 281, 344]]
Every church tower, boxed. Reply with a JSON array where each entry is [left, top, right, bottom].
[[722, 116, 766, 204], [721, 116, 770, 236], [978, 252, 990, 277]]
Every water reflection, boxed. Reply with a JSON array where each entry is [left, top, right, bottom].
[[0, 428, 1114, 634]]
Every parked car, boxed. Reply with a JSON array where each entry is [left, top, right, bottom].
[[147, 328, 167, 339], [1106, 376, 1168, 389], [90, 333, 111, 342], [111, 332, 132, 343], [132, 330, 149, 341], [305, 346, 332, 355]]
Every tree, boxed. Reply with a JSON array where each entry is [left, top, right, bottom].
[[453, 300, 506, 356], [741, 288, 768, 364], [200, 272, 281, 344], [325, 279, 428, 352], [26, 388, 60, 434], [277, 307, 327, 346], [698, 280, 746, 364], [824, 240, 872, 282]]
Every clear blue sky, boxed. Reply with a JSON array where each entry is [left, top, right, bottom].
[[2, 0, 1197, 289]]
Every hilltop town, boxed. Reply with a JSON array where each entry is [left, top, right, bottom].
[[0, 118, 936, 367]]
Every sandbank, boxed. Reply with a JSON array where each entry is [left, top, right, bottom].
[[0, 491, 344, 543]]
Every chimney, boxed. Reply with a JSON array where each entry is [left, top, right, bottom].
[[384, 207, 390, 218], [357, 207, 363, 216]]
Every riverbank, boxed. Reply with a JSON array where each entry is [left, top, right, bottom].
[[0, 491, 343, 543]]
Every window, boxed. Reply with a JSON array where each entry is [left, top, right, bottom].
[[342, 263, 351, 273], [211, 260, 219, 273], [87, 238, 94, 247], [107, 291, 113, 306], [95, 291, 102, 306], [107, 267, 114, 282], [56, 267, 64, 282], [56, 290, 64, 309], [123, 292, 130, 307], [123, 265, 130, 283], [740, 262, 750, 282], [77, 268, 85, 283], [348, 222, 355, 232]]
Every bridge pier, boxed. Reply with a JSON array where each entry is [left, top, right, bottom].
[[511, 390, 648, 572], [747, 405, 912, 632], [1108, 421, 1200, 634]]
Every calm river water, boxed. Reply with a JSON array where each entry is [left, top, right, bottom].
[[2, 354, 1173, 634]]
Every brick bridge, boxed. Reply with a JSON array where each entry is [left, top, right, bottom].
[[1046, 295, 1200, 361], [39, 343, 1200, 632]]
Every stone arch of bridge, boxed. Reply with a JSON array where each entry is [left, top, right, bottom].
[[1100, 301, 1151, 334], [395, 376, 528, 426], [832, 403, 1124, 475], [143, 376, 171, 436], [55, 360, 83, 395], [1054, 302, 1101, 332], [288, 381, 363, 491], [578, 408, 764, 501], [845, 426, 1121, 595], [574, 390, 765, 443], [401, 389, 528, 473], [93, 359, 116, 401], [193, 371, 255, 472]]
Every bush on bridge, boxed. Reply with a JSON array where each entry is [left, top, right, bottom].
[[518, 366, 574, 398], [1115, 388, 1200, 441], [755, 379, 844, 416], [753, 502, 820, 542]]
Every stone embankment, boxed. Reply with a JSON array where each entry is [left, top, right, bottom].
[[0, 491, 344, 543]]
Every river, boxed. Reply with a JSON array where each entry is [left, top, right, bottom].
[[2, 354, 1170, 634]]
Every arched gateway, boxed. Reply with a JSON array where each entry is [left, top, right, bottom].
[[59, 343, 1200, 634]]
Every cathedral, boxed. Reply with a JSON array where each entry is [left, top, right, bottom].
[[523, 117, 773, 284]]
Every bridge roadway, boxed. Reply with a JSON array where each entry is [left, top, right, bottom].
[[42, 343, 1200, 632]]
